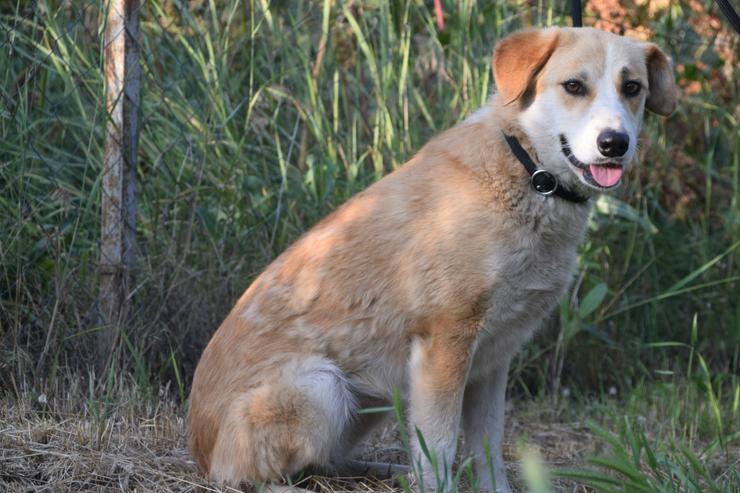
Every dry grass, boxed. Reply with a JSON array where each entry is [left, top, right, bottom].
[[0, 382, 597, 492], [1, 382, 203, 492]]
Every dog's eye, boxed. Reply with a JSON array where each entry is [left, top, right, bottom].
[[623, 80, 642, 97], [562, 80, 586, 96]]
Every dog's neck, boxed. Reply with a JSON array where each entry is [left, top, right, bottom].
[[491, 99, 598, 205], [502, 132, 590, 204]]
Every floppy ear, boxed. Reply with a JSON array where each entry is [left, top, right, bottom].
[[645, 44, 677, 116], [492, 28, 560, 105]]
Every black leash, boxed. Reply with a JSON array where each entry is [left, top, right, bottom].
[[570, 0, 582, 27], [570, 0, 738, 34], [715, 0, 740, 33], [502, 133, 589, 204]]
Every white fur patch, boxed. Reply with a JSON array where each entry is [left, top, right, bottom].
[[465, 105, 492, 124]]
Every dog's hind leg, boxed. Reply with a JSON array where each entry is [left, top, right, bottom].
[[263, 484, 315, 493], [208, 357, 356, 487], [338, 460, 411, 479]]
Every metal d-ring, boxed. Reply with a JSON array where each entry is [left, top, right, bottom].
[[530, 169, 558, 196]]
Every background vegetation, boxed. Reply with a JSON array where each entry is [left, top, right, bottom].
[[1, 0, 737, 491]]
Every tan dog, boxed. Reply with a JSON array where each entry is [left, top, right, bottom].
[[187, 27, 676, 492]]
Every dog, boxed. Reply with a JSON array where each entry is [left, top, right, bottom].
[[187, 27, 676, 492]]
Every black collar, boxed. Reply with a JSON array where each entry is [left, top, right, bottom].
[[503, 133, 589, 204]]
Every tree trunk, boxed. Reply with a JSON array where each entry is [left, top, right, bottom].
[[99, 0, 140, 372]]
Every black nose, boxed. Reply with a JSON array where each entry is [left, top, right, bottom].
[[597, 130, 629, 158]]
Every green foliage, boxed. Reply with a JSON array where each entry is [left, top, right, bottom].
[[556, 416, 739, 492], [553, 341, 739, 491]]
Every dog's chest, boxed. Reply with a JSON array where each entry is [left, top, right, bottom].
[[470, 205, 588, 376]]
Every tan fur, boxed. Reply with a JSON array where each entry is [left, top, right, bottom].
[[187, 28, 676, 492], [645, 43, 678, 115], [493, 29, 561, 105]]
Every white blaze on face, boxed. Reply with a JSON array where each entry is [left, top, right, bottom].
[[569, 43, 640, 167]]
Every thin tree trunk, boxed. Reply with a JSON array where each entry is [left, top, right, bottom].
[[123, 0, 140, 286], [99, 0, 140, 372]]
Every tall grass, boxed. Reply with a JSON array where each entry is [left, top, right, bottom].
[[0, 0, 737, 489]]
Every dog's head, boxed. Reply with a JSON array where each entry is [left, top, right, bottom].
[[493, 27, 676, 192]]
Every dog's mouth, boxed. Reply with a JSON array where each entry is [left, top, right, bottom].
[[559, 135, 623, 189]]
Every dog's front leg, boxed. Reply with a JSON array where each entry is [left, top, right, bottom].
[[461, 359, 512, 493], [408, 325, 476, 492]]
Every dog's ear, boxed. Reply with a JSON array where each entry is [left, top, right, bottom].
[[492, 28, 560, 105], [644, 44, 677, 116]]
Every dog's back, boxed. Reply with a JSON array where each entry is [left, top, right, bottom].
[[187, 119, 513, 478]]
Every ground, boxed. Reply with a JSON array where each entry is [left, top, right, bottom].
[[0, 386, 597, 492]]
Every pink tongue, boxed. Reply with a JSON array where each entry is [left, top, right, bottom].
[[589, 164, 623, 187]]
